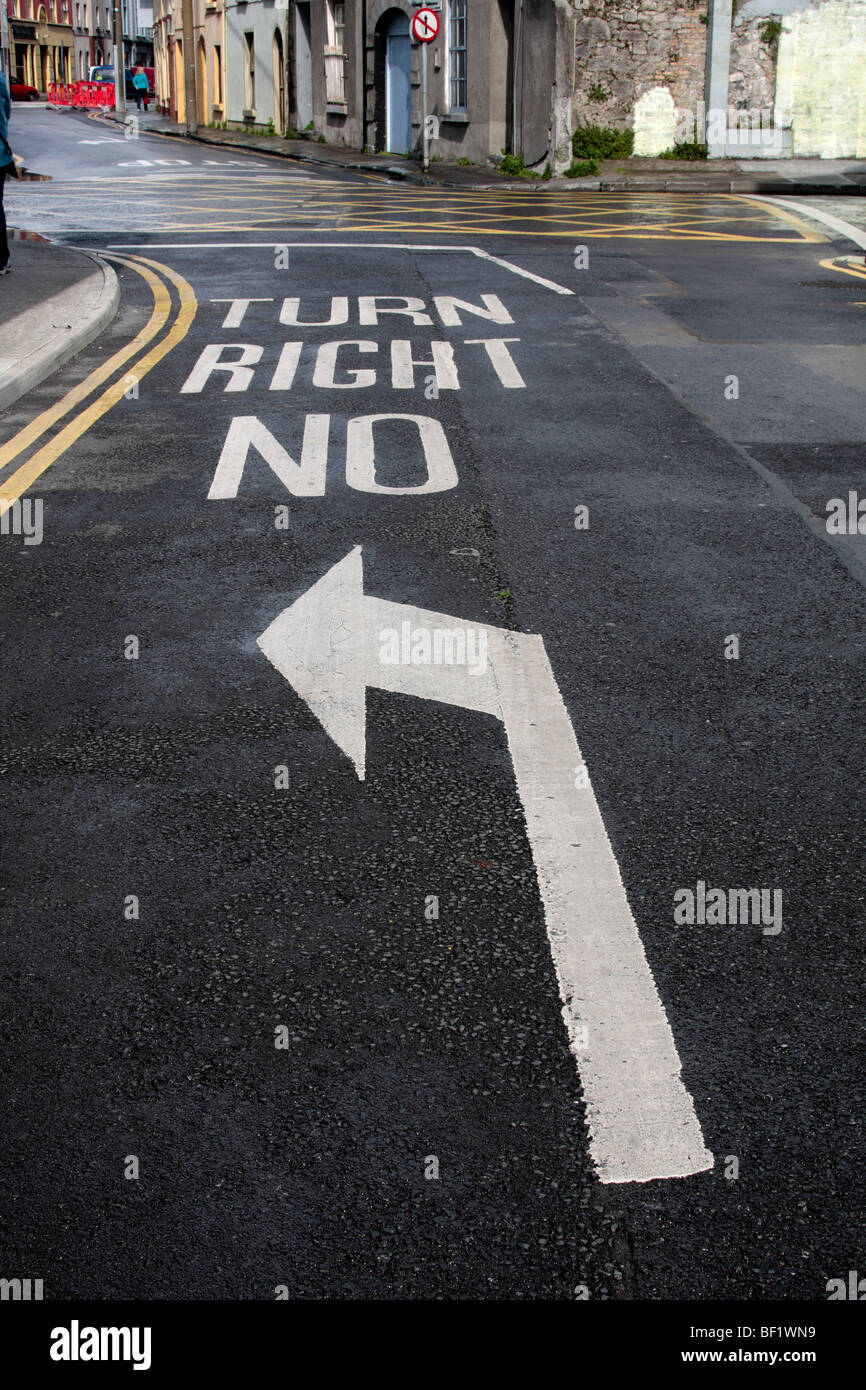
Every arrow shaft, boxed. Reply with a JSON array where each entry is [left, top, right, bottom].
[[365, 594, 711, 1182], [489, 632, 711, 1183]]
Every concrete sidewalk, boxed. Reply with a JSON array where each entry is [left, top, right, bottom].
[[0, 237, 119, 412], [89, 107, 866, 194]]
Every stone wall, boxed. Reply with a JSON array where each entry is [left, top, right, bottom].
[[570, 0, 708, 150], [729, 13, 779, 116]]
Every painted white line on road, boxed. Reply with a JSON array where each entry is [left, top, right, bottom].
[[472, 247, 575, 295], [257, 547, 712, 1184], [750, 196, 866, 251], [104, 242, 575, 294]]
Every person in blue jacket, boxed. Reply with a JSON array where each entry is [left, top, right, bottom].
[[0, 69, 12, 273], [132, 68, 150, 112]]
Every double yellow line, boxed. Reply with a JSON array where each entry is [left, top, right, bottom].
[[0, 253, 197, 516]]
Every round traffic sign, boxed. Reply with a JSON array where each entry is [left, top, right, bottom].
[[412, 7, 440, 42]]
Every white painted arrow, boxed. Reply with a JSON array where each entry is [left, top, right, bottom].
[[258, 547, 713, 1184]]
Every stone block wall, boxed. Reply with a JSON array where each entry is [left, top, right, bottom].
[[729, 12, 779, 116], [570, 0, 708, 144]]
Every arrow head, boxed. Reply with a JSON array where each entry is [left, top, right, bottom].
[[257, 546, 367, 780]]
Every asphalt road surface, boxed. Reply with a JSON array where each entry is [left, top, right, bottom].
[[1, 106, 864, 1302]]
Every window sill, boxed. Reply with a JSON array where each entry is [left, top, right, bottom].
[[440, 111, 469, 124], [325, 102, 347, 114]]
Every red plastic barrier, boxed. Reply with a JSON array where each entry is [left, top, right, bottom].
[[49, 81, 115, 108]]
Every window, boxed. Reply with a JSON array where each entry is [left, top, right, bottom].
[[332, 0, 345, 52], [243, 32, 255, 111], [324, 0, 345, 105], [448, 0, 467, 112], [213, 44, 222, 105]]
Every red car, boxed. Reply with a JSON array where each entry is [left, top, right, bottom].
[[11, 81, 40, 101]]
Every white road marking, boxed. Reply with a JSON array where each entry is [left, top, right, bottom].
[[472, 248, 575, 295], [257, 546, 713, 1184], [750, 195, 866, 251], [104, 242, 575, 294], [65, 171, 284, 183]]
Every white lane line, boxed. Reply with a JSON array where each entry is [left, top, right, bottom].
[[471, 247, 575, 295], [750, 195, 866, 251], [102, 242, 575, 294], [257, 546, 712, 1184]]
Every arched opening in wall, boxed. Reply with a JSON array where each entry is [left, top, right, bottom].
[[373, 8, 412, 155], [273, 29, 285, 133], [197, 36, 207, 126]]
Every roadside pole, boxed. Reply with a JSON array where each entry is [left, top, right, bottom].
[[411, 6, 439, 173], [182, 0, 198, 134], [421, 41, 428, 172], [0, 6, 10, 85], [113, 1, 126, 115]]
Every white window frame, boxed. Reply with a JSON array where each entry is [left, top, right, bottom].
[[324, 0, 346, 106], [447, 0, 467, 113]]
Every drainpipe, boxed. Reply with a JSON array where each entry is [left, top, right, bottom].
[[511, 0, 522, 158], [362, 0, 366, 150], [182, 0, 196, 132], [113, 0, 126, 113], [284, 3, 290, 134]]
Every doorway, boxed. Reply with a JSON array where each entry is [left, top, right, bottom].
[[294, 2, 312, 132], [377, 9, 411, 155]]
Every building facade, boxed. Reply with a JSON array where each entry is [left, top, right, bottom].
[[148, 0, 866, 162], [281, 0, 563, 165], [152, 0, 227, 124], [5, 0, 74, 87], [3, 0, 152, 88]]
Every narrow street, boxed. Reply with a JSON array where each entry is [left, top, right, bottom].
[[1, 104, 865, 1321]]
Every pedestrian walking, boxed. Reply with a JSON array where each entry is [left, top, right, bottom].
[[0, 69, 14, 274], [132, 68, 149, 113]]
